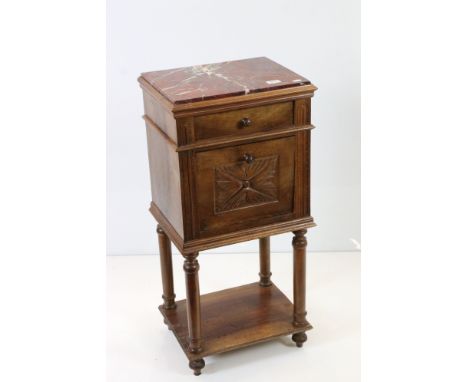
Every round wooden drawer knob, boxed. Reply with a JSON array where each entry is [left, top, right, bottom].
[[239, 117, 252, 128], [243, 153, 255, 164]]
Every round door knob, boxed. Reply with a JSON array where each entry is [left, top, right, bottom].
[[239, 117, 252, 128], [243, 153, 255, 164]]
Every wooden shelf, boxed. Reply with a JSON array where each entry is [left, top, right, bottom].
[[159, 282, 312, 361]]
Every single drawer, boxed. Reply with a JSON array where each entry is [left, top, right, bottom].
[[194, 101, 294, 141], [193, 136, 296, 237]]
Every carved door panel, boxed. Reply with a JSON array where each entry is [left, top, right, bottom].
[[193, 136, 296, 238]]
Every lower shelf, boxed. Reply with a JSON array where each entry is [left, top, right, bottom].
[[158, 282, 312, 360]]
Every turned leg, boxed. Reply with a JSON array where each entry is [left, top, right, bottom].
[[183, 252, 203, 356], [292, 229, 308, 347], [189, 359, 205, 376], [259, 237, 272, 286], [157, 225, 176, 310]]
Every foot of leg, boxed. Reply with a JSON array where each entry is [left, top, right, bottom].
[[292, 332, 307, 348], [189, 359, 205, 376]]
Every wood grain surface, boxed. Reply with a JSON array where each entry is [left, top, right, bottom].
[[140, 58, 317, 375], [159, 282, 312, 361]]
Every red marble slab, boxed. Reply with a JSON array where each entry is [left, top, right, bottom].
[[141, 57, 311, 105]]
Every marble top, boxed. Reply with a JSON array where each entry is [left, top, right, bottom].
[[141, 57, 311, 104]]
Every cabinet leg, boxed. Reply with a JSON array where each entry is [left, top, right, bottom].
[[189, 358, 205, 376], [292, 229, 308, 344], [259, 237, 272, 287], [157, 225, 176, 310], [183, 253, 203, 354]]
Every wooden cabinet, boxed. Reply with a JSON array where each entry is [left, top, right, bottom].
[[138, 57, 317, 375]]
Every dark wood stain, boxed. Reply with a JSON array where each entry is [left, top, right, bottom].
[[159, 282, 312, 360], [193, 136, 296, 238], [138, 57, 317, 375], [194, 101, 293, 141]]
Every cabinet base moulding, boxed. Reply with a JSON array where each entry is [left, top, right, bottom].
[[150, 201, 316, 254]]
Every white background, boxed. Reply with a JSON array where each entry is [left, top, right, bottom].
[[107, 0, 360, 255], [2, 1, 468, 382]]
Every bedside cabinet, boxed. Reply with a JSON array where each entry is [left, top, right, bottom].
[[138, 57, 317, 375]]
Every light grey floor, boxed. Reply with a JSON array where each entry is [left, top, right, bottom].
[[107, 252, 360, 381]]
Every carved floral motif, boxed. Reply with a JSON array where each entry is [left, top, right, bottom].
[[214, 156, 278, 213]]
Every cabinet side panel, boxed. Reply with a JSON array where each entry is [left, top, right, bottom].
[[293, 98, 312, 218], [146, 123, 184, 238], [143, 90, 178, 143]]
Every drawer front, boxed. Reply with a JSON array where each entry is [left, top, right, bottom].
[[193, 136, 296, 237], [194, 102, 294, 141]]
